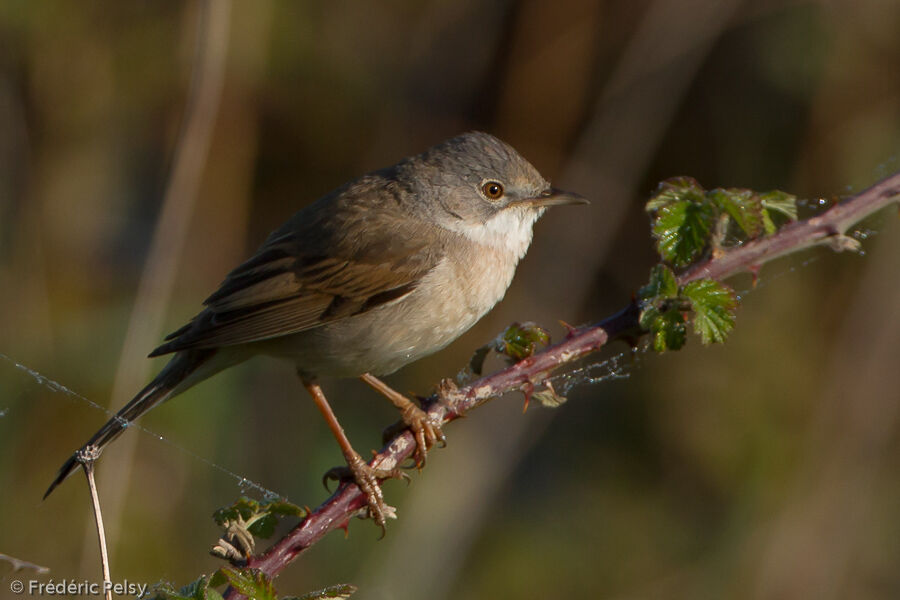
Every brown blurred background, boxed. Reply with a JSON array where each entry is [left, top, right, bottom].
[[1, 1, 899, 598]]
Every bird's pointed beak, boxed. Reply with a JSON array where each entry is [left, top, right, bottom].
[[516, 187, 590, 208]]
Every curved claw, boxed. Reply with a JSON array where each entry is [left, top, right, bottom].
[[322, 452, 401, 531]]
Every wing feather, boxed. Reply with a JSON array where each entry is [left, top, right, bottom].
[[150, 183, 443, 357]]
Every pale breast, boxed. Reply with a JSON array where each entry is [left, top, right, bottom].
[[268, 248, 520, 378], [412, 248, 518, 345], [268, 208, 537, 378]]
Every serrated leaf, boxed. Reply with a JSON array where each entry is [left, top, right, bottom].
[[760, 190, 798, 234], [645, 176, 705, 212], [639, 264, 678, 301], [289, 583, 359, 600], [682, 279, 737, 344], [220, 568, 277, 600], [708, 188, 764, 238], [652, 199, 715, 267]]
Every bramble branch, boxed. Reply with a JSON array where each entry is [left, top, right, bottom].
[[231, 170, 900, 591]]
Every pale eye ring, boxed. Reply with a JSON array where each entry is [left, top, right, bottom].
[[482, 180, 504, 200]]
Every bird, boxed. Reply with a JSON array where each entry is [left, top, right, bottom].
[[44, 131, 588, 527]]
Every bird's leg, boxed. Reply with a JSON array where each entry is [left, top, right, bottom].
[[303, 379, 401, 530], [359, 373, 446, 467]]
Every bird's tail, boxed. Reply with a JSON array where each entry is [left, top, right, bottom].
[[43, 348, 217, 499]]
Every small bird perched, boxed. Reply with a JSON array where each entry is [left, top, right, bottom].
[[44, 131, 587, 526]]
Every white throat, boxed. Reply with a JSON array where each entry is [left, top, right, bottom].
[[445, 207, 543, 259]]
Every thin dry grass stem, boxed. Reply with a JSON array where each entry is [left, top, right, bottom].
[[77, 446, 111, 600]]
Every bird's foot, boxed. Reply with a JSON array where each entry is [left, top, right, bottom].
[[323, 451, 405, 532], [382, 400, 446, 468], [403, 402, 446, 468], [401, 402, 447, 469]]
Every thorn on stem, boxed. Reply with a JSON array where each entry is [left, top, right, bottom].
[[748, 264, 761, 287], [337, 520, 350, 538], [521, 381, 534, 413], [559, 320, 578, 338]]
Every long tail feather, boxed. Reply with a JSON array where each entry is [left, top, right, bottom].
[[43, 349, 215, 499]]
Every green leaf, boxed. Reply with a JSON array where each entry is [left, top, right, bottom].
[[214, 498, 305, 542], [220, 568, 277, 600], [639, 305, 687, 352], [761, 209, 775, 236], [682, 279, 737, 344], [638, 264, 678, 301], [638, 304, 660, 333], [645, 176, 705, 212], [208, 570, 228, 589], [651, 199, 715, 268], [266, 500, 306, 518], [289, 583, 358, 600], [152, 575, 223, 600], [708, 188, 764, 238], [214, 497, 259, 526], [657, 309, 687, 352], [149, 583, 192, 600], [247, 513, 278, 539], [760, 190, 798, 219], [760, 190, 798, 234], [500, 322, 551, 362]]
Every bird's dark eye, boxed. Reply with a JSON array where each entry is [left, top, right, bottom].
[[482, 181, 504, 200]]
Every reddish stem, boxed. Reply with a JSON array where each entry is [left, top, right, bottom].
[[225, 171, 900, 595]]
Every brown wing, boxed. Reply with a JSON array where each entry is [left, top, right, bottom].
[[150, 184, 442, 356]]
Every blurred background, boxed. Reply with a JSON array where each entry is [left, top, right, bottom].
[[1, 1, 899, 598]]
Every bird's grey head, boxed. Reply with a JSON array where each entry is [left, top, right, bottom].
[[398, 132, 586, 256]]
